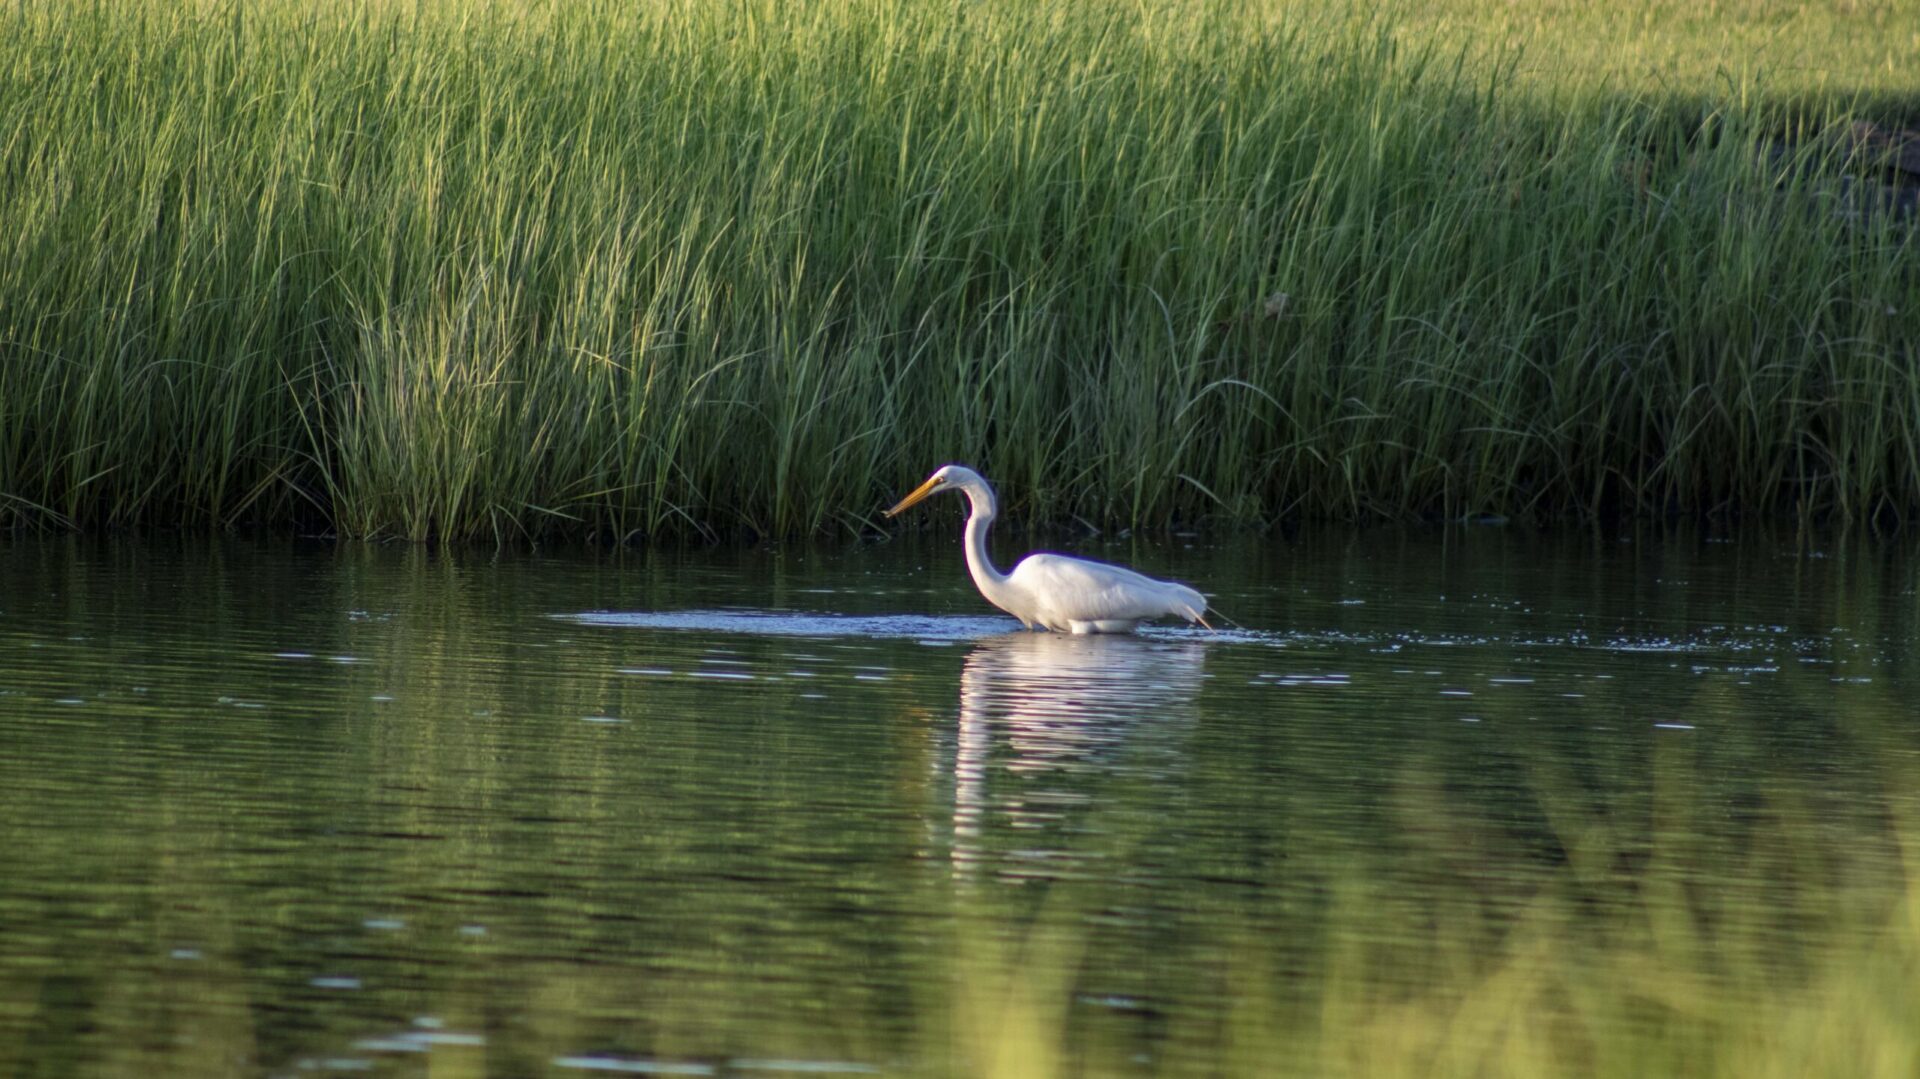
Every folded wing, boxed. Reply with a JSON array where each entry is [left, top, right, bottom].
[[1009, 553, 1208, 626]]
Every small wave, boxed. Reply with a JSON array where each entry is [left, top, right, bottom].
[[561, 609, 1025, 640], [557, 610, 1854, 661]]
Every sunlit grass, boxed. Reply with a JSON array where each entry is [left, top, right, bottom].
[[0, 0, 1915, 539], [1395, 0, 1918, 100]]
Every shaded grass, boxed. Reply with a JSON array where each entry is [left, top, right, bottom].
[[0, 0, 1916, 540]]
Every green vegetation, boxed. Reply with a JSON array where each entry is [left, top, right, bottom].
[[0, 0, 1915, 540]]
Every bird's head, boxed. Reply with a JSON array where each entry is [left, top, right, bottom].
[[884, 464, 974, 517]]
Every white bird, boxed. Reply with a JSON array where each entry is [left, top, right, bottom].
[[884, 464, 1212, 634]]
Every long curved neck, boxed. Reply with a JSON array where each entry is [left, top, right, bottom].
[[959, 480, 1017, 607]]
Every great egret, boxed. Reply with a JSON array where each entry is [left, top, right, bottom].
[[884, 464, 1212, 634]]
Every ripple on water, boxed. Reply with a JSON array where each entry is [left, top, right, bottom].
[[560, 608, 1256, 643], [562, 609, 1024, 639], [554, 1058, 715, 1075], [562, 609, 1860, 661]]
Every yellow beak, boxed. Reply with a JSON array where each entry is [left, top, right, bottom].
[[884, 476, 943, 517]]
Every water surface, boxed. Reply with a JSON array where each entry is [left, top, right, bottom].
[[1, 530, 1917, 1076]]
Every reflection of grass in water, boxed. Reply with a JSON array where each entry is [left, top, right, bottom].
[[941, 865, 1919, 1077], [3, 548, 1916, 1076], [936, 739, 1920, 1078]]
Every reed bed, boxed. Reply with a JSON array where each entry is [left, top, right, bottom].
[[0, 0, 1915, 540]]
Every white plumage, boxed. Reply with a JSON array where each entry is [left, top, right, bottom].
[[885, 464, 1211, 634]]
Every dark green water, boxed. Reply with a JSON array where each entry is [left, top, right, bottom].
[[2, 530, 1917, 1077]]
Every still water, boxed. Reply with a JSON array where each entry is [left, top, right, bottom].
[[2, 530, 1917, 1077]]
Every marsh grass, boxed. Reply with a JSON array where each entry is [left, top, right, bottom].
[[0, 0, 1915, 539]]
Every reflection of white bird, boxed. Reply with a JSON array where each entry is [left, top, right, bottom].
[[885, 464, 1212, 634], [949, 632, 1208, 877], [959, 632, 1209, 767]]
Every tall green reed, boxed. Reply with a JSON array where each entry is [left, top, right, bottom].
[[0, 0, 1913, 540]]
